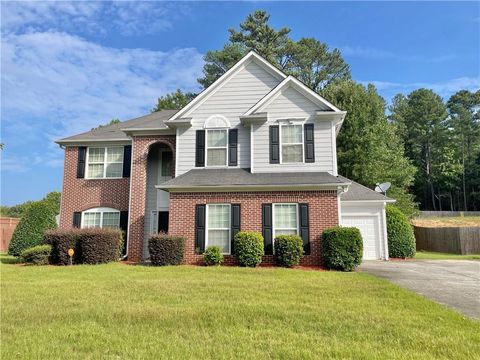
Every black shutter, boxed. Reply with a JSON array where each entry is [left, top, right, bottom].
[[269, 126, 280, 164], [119, 211, 129, 256], [299, 204, 310, 255], [304, 124, 315, 163], [195, 130, 205, 167], [195, 204, 206, 253], [262, 204, 273, 255], [76, 147, 87, 178], [73, 212, 82, 228], [122, 145, 132, 177], [231, 204, 241, 254], [228, 129, 238, 166]]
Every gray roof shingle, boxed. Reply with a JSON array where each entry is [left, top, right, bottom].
[[338, 176, 394, 202], [56, 110, 177, 143]]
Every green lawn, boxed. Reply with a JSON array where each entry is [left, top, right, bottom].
[[1, 256, 479, 359], [415, 251, 480, 260]]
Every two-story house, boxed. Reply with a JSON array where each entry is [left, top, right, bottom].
[[57, 51, 394, 265]]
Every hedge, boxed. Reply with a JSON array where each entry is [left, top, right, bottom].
[[386, 205, 416, 258], [44, 228, 123, 265], [148, 233, 185, 266], [322, 227, 363, 271], [20, 244, 52, 265], [233, 231, 264, 267], [203, 246, 224, 266], [8, 202, 57, 256], [274, 235, 303, 267]]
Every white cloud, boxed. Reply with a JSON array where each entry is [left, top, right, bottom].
[[1, 30, 204, 170], [1, 1, 187, 36]]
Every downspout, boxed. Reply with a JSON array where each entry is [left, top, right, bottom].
[[336, 185, 349, 225]]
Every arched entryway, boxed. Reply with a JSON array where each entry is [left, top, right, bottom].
[[143, 142, 173, 258]]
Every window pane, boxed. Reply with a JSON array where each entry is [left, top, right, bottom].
[[106, 163, 122, 178], [208, 205, 230, 228], [275, 204, 297, 229], [107, 147, 123, 162], [275, 229, 297, 236], [102, 212, 120, 229], [83, 212, 101, 228], [282, 144, 302, 163], [88, 164, 104, 178], [208, 230, 229, 253], [282, 125, 302, 144], [207, 130, 227, 147], [88, 148, 105, 162], [207, 149, 227, 166]]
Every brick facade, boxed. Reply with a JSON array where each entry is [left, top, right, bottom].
[[127, 135, 176, 262], [59, 146, 130, 229], [169, 191, 339, 266]]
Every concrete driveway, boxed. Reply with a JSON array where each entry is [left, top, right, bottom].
[[359, 260, 480, 319]]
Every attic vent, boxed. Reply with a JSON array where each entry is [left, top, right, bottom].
[[204, 114, 230, 129]]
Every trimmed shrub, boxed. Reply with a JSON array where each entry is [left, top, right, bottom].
[[203, 246, 224, 266], [322, 227, 363, 271], [20, 244, 52, 265], [386, 205, 416, 258], [274, 235, 303, 267], [148, 233, 185, 266], [8, 202, 57, 256], [233, 231, 264, 267], [44, 228, 122, 265]]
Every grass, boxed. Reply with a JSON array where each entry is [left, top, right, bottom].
[[415, 251, 480, 260], [412, 216, 480, 227], [1, 255, 479, 359]]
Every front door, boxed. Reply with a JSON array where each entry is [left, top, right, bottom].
[[157, 211, 169, 233]]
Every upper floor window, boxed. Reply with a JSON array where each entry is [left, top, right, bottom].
[[206, 129, 228, 166], [82, 207, 120, 229], [86, 147, 124, 179], [281, 124, 303, 163]]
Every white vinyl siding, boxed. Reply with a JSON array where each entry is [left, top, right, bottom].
[[206, 129, 228, 166], [86, 146, 123, 179], [252, 86, 334, 173], [206, 204, 231, 254], [82, 207, 120, 229], [273, 203, 299, 238], [176, 60, 282, 175]]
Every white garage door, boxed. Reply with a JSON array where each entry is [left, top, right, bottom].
[[341, 216, 380, 260]]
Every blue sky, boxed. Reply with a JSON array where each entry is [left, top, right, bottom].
[[1, 1, 479, 206]]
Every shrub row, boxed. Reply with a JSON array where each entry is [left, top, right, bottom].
[[44, 228, 123, 265], [148, 233, 185, 266], [20, 244, 52, 265]]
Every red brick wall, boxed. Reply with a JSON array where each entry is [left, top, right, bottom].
[[128, 135, 176, 262], [59, 146, 130, 229], [169, 191, 338, 266]]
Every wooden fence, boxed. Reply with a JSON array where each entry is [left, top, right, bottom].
[[420, 211, 480, 217], [0, 217, 20, 252], [414, 226, 480, 254]]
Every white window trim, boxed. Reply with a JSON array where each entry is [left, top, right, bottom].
[[279, 123, 305, 164], [272, 203, 300, 241], [205, 204, 231, 255], [86, 146, 124, 179], [205, 129, 229, 167], [81, 207, 120, 229]]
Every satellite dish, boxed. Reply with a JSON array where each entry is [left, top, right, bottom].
[[375, 182, 391, 194]]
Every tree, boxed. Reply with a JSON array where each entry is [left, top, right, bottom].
[[92, 118, 121, 131], [321, 80, 417, 217], [152, 89, 197, 112], [0, 191, 61, 218], [389, 89, 459, 210], [197, 10, 351, 90], [8, 202, 57, 256]]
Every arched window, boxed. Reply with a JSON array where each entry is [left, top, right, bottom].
[[204, 115, 230, 166], [82, 207, 120, 229]]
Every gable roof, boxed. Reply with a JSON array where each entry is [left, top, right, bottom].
[[56, 110, 177, 144], [338, 176, 395, 202], [244, 75, 342, 116], [166, 51, 287, 123]]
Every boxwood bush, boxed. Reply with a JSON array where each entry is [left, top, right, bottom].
[[44, 228, 122, 265], [274, 235, 303, 267], [233, 231, 264, 267], [322, 227, 363, 271], [20, 244, 52, 265], [386, 205, 416, 258], [203, 246, 223, 266], [8, 202, 57, 256], [148, 233, 185, 266]]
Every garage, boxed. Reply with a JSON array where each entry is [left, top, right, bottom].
[[339, 177, 395, 260]]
